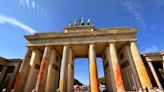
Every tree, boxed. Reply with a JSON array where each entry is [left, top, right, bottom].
[[74, 79, 83, 86], [99, 77, 105, 85]]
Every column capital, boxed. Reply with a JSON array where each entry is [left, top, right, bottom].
[[27, 46, 37, 50], [28, 47, 43, 53], [107, 42, 117, 47], [63, 44, 71, 48], [126, 40, 137, 45], [129, 39, 137, 42], [89, 43, 96, 45], [44, 46, 53, 52], [160, 51, 164, 55], [45, 45, 53, 48], [108, 41, 116, 44], [26, 47, 33, 50], [88, 42, 96, 45], [69, 46, 75, 59]]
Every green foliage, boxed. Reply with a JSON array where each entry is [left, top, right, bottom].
[[99, 77, 105, 85], [74, 79, 83, 86], [73, 77, 105, 86]]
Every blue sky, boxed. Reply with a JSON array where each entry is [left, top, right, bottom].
[[0, 0, 164, 85]]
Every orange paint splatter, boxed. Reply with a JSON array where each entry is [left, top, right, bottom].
[[13, 73, 23, 89], [59, 80, 63, 91], [36, 56, 47, 90], [90, 61, 99, 92], [114, 64, 124, 90]]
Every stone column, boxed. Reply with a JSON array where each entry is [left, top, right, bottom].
[[6, 62, 21, 92], [12, 49, 32, 92], [0, 66, 8, 86], [104, 47, 117, 91], [125, 45, 142, 89], [35, 46, 52, 92], [45, 48, 61, 92], [89, 44, 99, 92], [148, 61, 163, 89], [24, 49, 42, 92], [130, 41, 153, 89], [161, 51, 164, 69], [108, 43, 125, 92], [67, 48, 74, 92], [102, 52, 110, 91], [59, 45, 69, 92]]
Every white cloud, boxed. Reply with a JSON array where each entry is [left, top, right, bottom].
[[113, 0, 146, 29], [19, 0, 50, 20], [0, 14, 37, 34], [19, 0, 35, 9], [141, 45, 159, 54], [0, 20, 5, 24], [25, 0, 30, 9], [31, 0, 35, 9]]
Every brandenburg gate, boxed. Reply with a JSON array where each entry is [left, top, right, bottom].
[[13, 24, 153, 92]]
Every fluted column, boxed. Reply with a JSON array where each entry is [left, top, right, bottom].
[[89, 44, 99, 92], [102, 60, 111, 91], [109, 43, 125, 92], [35, 46, 52, 92], [0, 66, 8, 86], [161, 51, 164, 69], [130, 41, 152, 89], [7, 62, 21, 92], [13, 49, 32, 92], [59, 45, 69, 92], [24, 49, 42, 92], [148, 61, 163, 89], [104, 45, 117, 92], [45, 48, 61, 92], [125, 45, 142, 89], [67, 48, 74, 92]]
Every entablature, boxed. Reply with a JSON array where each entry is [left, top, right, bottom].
[[25, 27, 137, 47]]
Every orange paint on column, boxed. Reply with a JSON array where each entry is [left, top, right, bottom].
[[35, 47, 51, 92], [89, 44, 99, 92], [13, 73, 23, 89], [35, 57, 46, 91], [109, 43, 125, 91], [130, 42, 153, 89], [114, 64, 124, 89], [59, 80, 63, 91], [90, 61, 99, 92], [59, 45, 69, 92], [12, 49, 32, 92]]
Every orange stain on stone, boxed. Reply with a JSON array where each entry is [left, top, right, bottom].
[[114, 64, 124, 89], [90, 61, 99, 92], [38, 57, 46, 82], [13, 73, 23, 89], [36, 56, 47, 91], [59, 80, 63, 91]]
